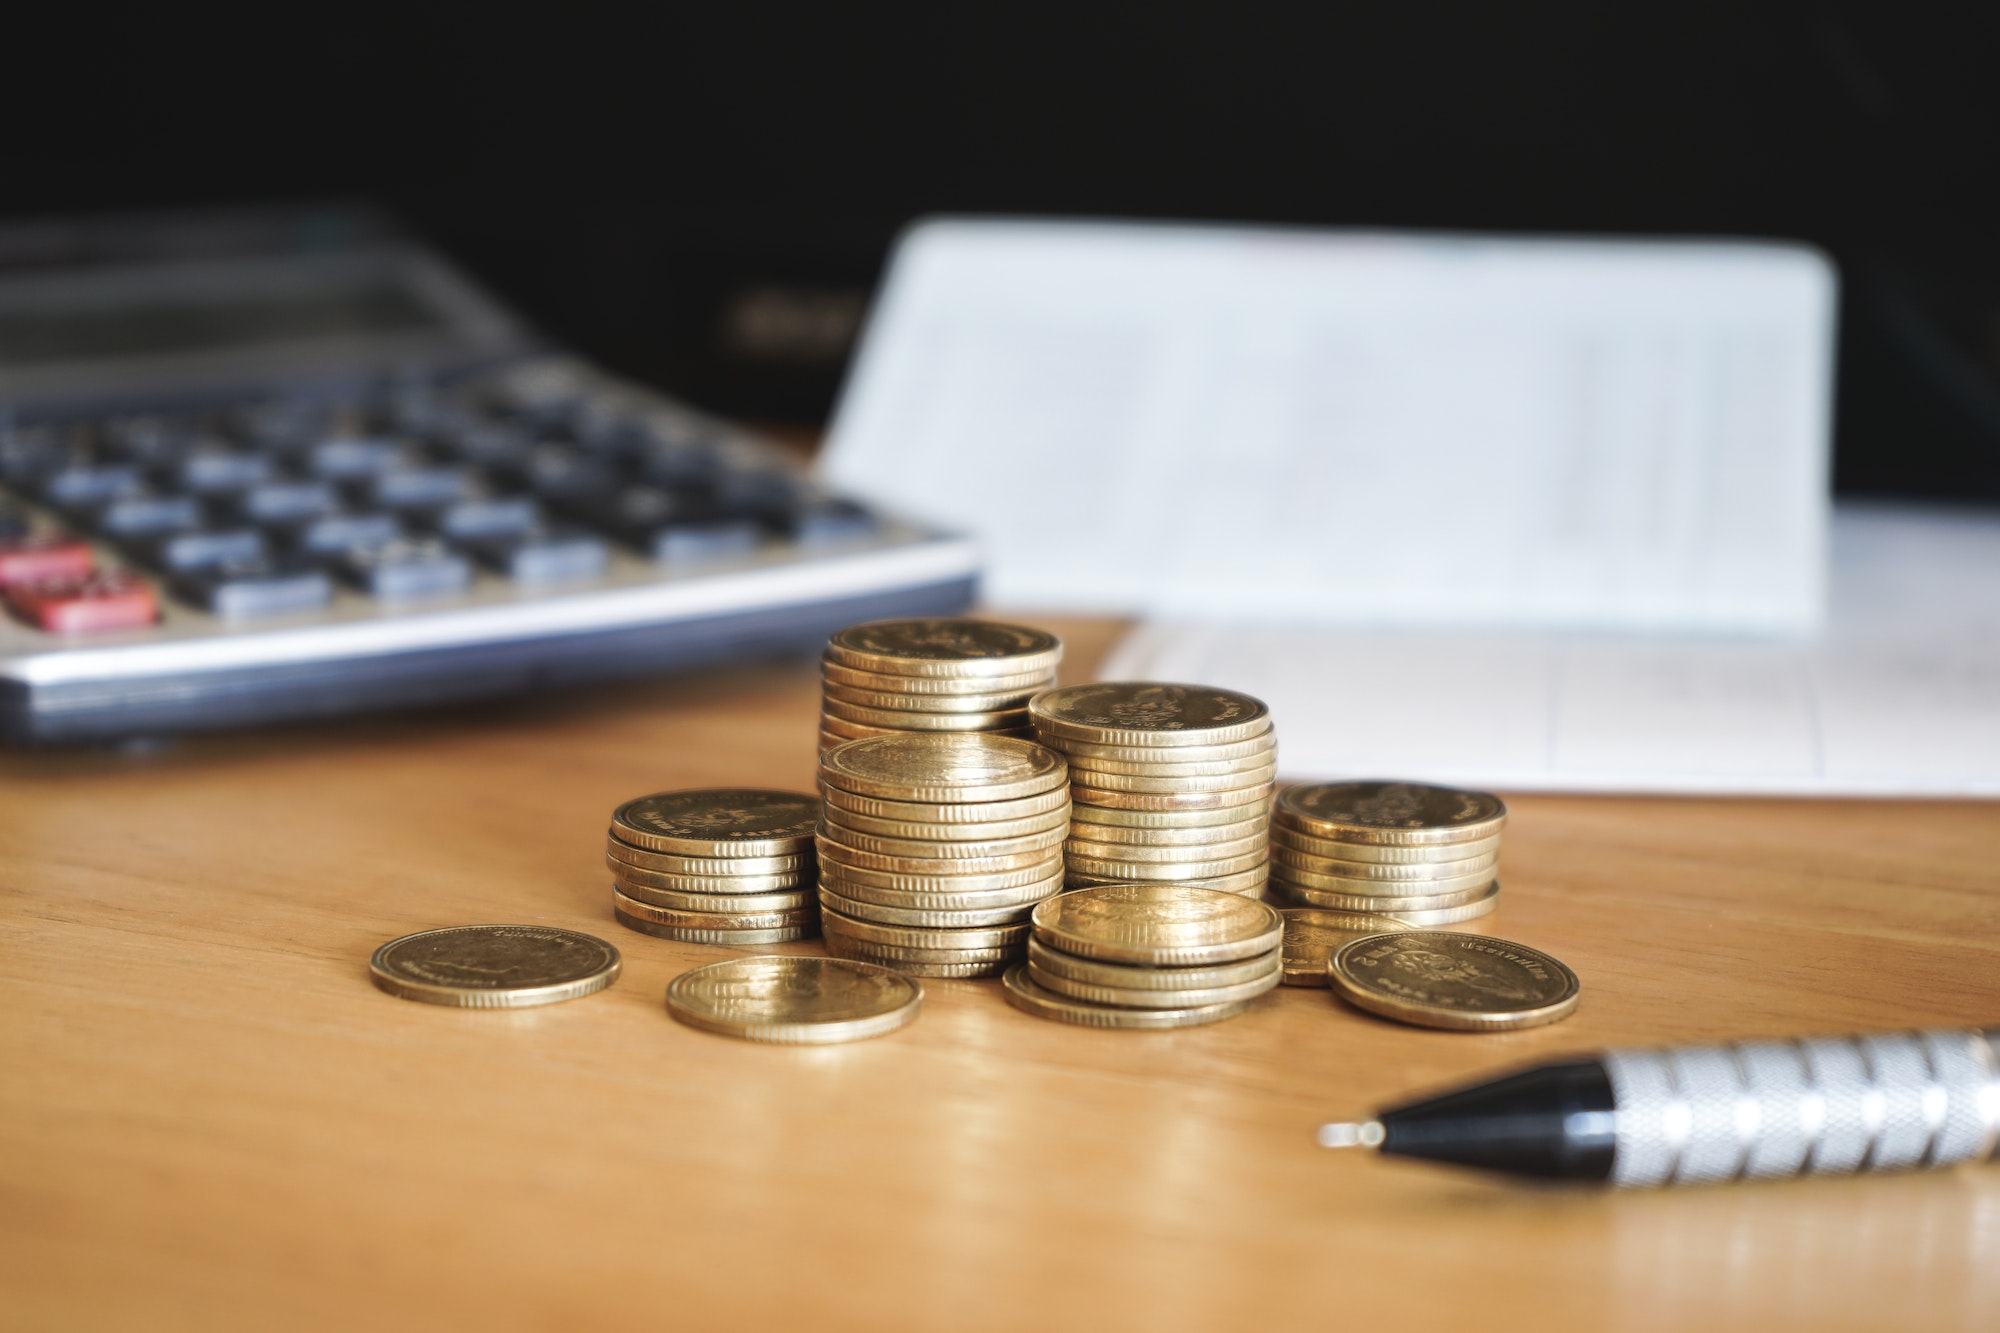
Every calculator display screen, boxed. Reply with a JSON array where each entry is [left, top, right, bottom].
[[0, 275, 446, 366]]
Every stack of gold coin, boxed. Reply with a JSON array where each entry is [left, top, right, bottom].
[[607, 789, 821, 943], [1028, 683, 1276, 896], [815, 732, 1070, 977], [1004, 883, 1284, 1029], [1267, 781, 1507, 925], [818, 618, 1062, 752]]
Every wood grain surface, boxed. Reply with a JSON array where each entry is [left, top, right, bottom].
[[3, 616, 1998, 1332]]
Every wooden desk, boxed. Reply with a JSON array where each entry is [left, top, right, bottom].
[[4, 617, 1997, 1331]]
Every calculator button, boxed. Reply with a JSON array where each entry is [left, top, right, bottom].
[[147, 527, 266, 572], [178, 447, 274, 493], [0, 534, 96, 586], [369, 465, 476, 509], [431, 495, 542, 540], [465, 526, 609, 584], [786, 497, 881, 547], [41, 462, 143, 508], [5, 570, 157, 632], [236, 480, 340, 524], [651, 518, 764, 564], [98, 491, 204, 537], [307, 436, 409, 479], [289, 511, 404, 556], [173, 557, 333, 619], [339, 537, 473, 599]]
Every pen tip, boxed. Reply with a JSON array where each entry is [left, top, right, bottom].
[[1317, 1119, 1385, 1150]]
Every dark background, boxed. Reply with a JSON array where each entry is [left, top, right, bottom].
[[4, 4, 1998, 498]]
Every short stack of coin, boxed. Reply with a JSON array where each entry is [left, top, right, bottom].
[[1004, 884, 1284, 1029], [607, 788, 821, 943], [1267, 781, 1507, 925], [1028, 683, 1276, 896], [818, 618, 1061, 752], [815, 731, 1070, 977]]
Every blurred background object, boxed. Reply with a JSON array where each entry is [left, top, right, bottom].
[[3, 4, 1995, 501]]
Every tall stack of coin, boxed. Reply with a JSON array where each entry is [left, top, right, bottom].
[[1028, 683, 1276, 896], [818, 618, 1062, 752], [1267, 781, 1506, 926], [1004, 884, 1284, 1029], [607, 789, 821, 943], [815, 732, 1070, 977]]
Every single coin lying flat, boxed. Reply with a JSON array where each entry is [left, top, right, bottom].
[[370, 924, 621, 1008], [666, 955, 923, 1044], [1327, 931, 1580, 1030]]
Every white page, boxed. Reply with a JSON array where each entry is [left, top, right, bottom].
[[824, 219, 1836, 634], [1097, 503, 2000, 796]]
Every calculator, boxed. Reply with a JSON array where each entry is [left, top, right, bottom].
[[0, 207, 976, 743]]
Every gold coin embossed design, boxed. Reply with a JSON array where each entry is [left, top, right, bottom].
[[369, 925, 621, 1008], [612, 909, 816, 945], [1025, 936, 1280, 993], [1026, 959, 1283, 1010], [1031, 884, 1283, 966], [1275, 781, 1506, 845], [610, 882, 815, 914], [612, 789, 820, 856], [1270, 826, 1504, 864], [1000, 965, 1257, 1030], [828, 619, 1063, 678], [821, 784, 1071, 825], [821, 656, 1056, 696], [665, 955, 922, 1044], [605, 844, 809, 877], [1328, 931, 1580, 1030], [818, 888, 1037, 929], [1029, 682, 1272, 747], [610, 890, 815, 932], [819, 733, 1068, 804], [1278, 909, 1422, 986]]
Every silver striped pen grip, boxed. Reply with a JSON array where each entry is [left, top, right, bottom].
[[1602, 1028, 2000, 1188]]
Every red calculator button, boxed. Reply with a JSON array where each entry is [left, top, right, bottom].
[[0, 534, 96, 587], [6, 571, 158, 632]]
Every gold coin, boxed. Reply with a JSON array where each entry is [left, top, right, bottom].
[[1270, 861, 1495, 897], [822, 697, 1032, 731], [609, 889, 816, 932], [1328, 931, 1579, 1030], [1069, 800, 1269, 829], [1270, 824, 1503, 864], [1268, 845, 1499, 882], [1064, 849, 1269, 881], [1029, 682, 1272, 747], [1062, 751, 1277, 780], [1264, 877, 1492, 912], [820, 718, 905, 742], [1278, 908, 1471, 986], [821, 655, 1055, 696], [816, 930, 1016, 965], [609, 860, 811, 895], [1065, 818, 1271, 848], [817, 816, 1067, 860], [1065, 864, 1271, 896], [822, 680, 1043, 714], [1000, 965, 1257, 1029], [1274, 782, 1506, 846], [821, 784, 1071, 824], [1268, 880, 1500, 925], [818, 887, 1038, 928], [819, 732, 1068, 803], [1070, 782, 1273, 812], [1037, 733, 1278, 765], [1026, 958, 1282, 1010], [606, 841, 809, 877], [816, 903, 1029, 951], [1026, 935, 1280, 992], [665, 955, 922, 1044], [1062, 831, 1268, 864], [1032, 883, 1283, 966], [1060, 762, 1278, 794], [822, 933, 1009, 977], [820, 804, 1071, 842], [611, 881, 815, 914], [612, 909, 816, 945], [816, 834, 1062, 877], [611, 789, 819, 857], [819, 866, 1063, 911], [817, 858, 1065, 895], [369, 925, 620, 1009], [827, 618, 1063, 678]]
